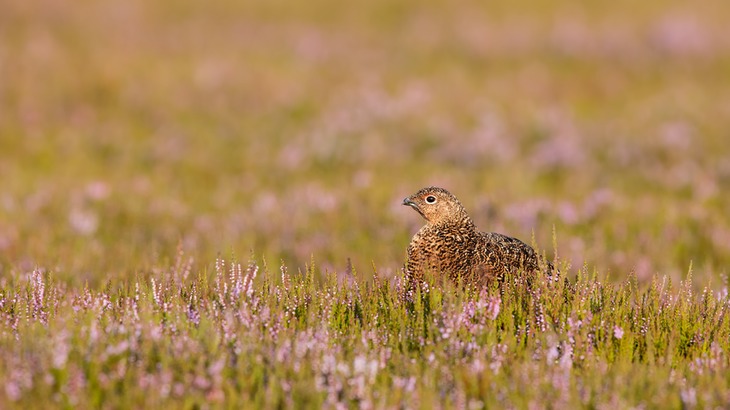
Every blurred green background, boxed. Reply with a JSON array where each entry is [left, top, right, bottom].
[[1, 0, 729, 285]]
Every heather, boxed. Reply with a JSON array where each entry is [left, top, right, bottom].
[[2, 0, 730, 407], [1, 257, 729, 408]]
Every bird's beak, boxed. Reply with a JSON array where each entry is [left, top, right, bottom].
[[402, 198, 416, 207], [403, 197, 426, 219]]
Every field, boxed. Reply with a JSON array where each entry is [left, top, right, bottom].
[[2, 0, 730, 408]]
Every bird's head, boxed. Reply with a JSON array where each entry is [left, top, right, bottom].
[[402, 187, 472, 226]]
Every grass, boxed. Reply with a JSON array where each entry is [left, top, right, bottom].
[[1, 255, 728, 408], [1, 0, 730, 407]]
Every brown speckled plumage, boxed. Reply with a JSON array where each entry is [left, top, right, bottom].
[[403, 187, 553, 289]]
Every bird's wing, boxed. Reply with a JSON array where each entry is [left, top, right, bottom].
[[480, 232, 548, 273]]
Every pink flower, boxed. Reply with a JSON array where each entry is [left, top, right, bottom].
[[487, 296, 501, 320], [613, 325, 624, 339]]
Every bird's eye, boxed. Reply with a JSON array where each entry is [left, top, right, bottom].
[[425, 195, 437, 204]]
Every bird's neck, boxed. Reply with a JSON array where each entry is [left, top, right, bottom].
[[430, 215, 477, 231]]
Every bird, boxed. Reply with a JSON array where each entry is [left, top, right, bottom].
[[402, 186, 553, 291]]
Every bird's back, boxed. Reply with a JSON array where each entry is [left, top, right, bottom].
[[406, 227, 552, 289], [473, 231, 552, 283]]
